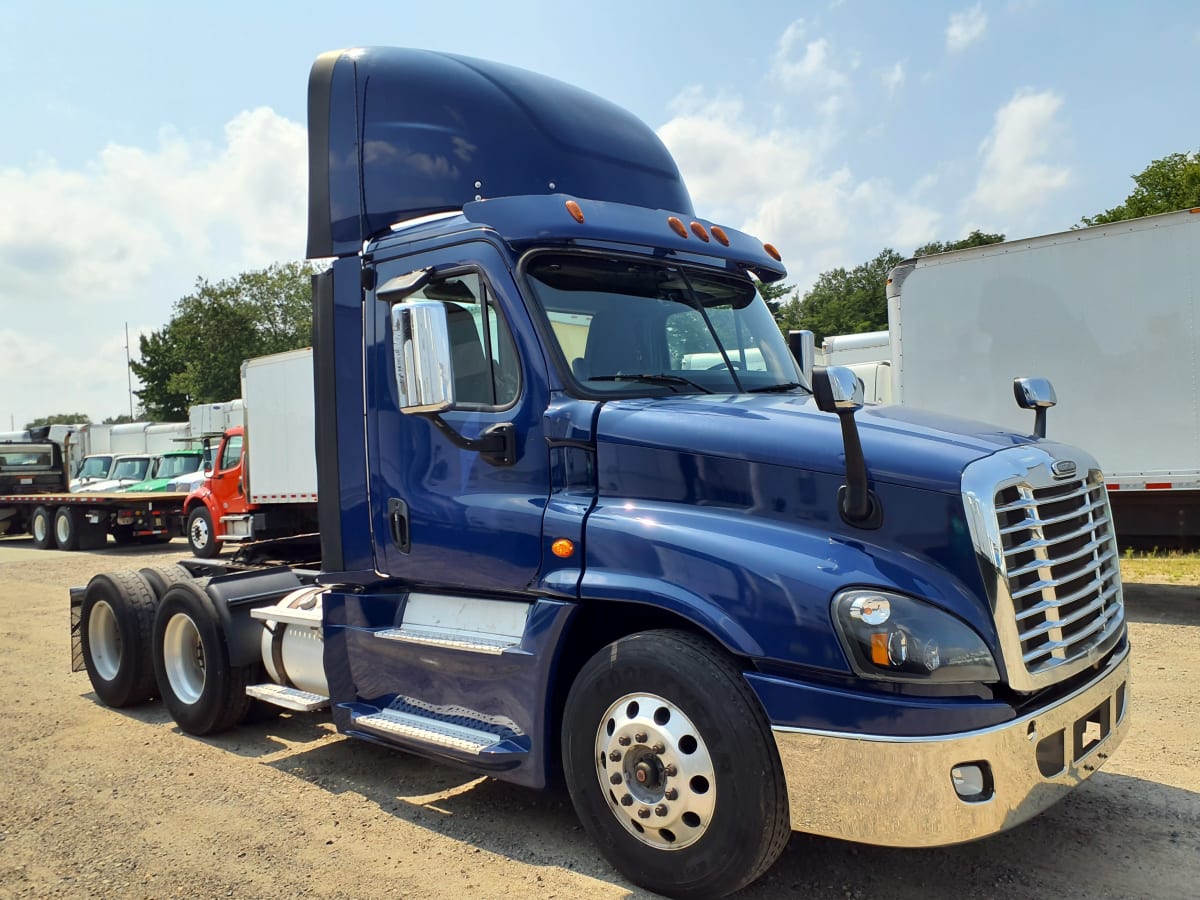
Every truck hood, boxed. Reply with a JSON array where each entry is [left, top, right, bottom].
[[595, 393, 1039, 494]]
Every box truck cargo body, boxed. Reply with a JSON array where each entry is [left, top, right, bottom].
[[887, 208, 1200, 542]]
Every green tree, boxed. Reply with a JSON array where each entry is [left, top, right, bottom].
[[914, 229, 1005, 257], [24, 413, 91, 429], [133, 262, 315, 419], [1081, 150, 1200, 226], [788, 248, 905, 344]]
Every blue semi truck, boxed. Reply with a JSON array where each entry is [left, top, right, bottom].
[[72, 48, 1129, 898]]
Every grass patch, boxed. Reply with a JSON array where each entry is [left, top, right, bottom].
[[1119, 548, 1200, 585]]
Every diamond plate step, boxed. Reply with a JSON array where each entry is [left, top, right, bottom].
[[351, 709, 500, 754], [246, 683, 329, 711], [374, 626, 516, 655]]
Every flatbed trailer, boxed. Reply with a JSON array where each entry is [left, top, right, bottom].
[[1, 490, 187, 550]]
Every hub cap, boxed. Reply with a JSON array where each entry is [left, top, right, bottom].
[[162, 613, 206, 704], [595, 692, 716, 850]]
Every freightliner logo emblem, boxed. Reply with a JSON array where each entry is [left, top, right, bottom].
[[1051, 460, 1077, 479]]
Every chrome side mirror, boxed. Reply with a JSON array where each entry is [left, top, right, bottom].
[[813, 365, 865, 413], [1013, 376, 1056, 438], [391, 300, 455, 414]]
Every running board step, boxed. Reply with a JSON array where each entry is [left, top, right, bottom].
[[352, 709, 503, 754], [246, 683, 329, 711], [374, 626, 517, 655]]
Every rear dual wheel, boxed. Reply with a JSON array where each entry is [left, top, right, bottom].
[[562, 630, 790, 899], [79, 571, 158, 707]]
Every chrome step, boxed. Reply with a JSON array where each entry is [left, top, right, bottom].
[[352, 709, 499, 754], [246, 683, 329, 711], [374, 625, 516, 655]]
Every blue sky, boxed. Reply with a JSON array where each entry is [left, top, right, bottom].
[[2, 0, 1198, 425]]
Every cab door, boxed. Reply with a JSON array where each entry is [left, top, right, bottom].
[[364, 241, 550, 592]]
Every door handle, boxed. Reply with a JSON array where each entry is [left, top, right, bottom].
[[387, 498, 411, 553]]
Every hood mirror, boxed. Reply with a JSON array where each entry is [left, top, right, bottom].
[[1013, 377, 1056, 438]]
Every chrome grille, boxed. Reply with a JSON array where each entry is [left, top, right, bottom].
[[994, 475, 1123, 677], [961, 447, 1126, 692]]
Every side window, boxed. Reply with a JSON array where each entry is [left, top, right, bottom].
[[220, 436, 243, 472], [411, 273, 520, 408]]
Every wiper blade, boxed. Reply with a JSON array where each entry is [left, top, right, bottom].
[[587, 374, 714, 394], [747, 382, 806, 393]]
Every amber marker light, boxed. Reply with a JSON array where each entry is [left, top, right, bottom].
[[551, 538, 575, 558], [710, 225, 731, 246], [870, 632, 890, 666], [689, 221, 710, 242], [667, 216, 688, 238], [565, 200, 585, 223], [763, 242, 782, 261]]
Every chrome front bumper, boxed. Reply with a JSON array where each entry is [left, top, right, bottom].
[[773, 646, 1130, 847]]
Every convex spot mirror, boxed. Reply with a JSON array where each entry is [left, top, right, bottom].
[[1013, 376, 1057, 410], [391, 300, 455, 414]]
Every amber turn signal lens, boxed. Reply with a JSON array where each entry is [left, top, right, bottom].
[[551, 538, 575, 558], [870, 632, 889, 666], [565, 200, 585, 223], [689, 222, 710, 242], [763, 243, 782, 261], [667, 216, 688, 238], [710, 225, 730, 246]]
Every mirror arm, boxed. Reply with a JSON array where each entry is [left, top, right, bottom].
[[428, 416, 516, 467]]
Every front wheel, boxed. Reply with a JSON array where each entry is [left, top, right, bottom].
[[186, 506, 219, 558], [562, 630, 790, 899]]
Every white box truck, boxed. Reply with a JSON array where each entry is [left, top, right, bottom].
[[816, 330, 892, 404], [886, 207, 1200, 543]]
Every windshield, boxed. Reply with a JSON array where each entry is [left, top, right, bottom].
[[112, 457, 150, 480], [524, 254, 805, 396], [76, 455, 113, 479], [156, 454, 203, 479]]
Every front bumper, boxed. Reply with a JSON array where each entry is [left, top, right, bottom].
[[773, 645, 1130, 847]]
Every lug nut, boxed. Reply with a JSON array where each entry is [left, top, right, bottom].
[[664, 788, 678, 800], [654, 805, 668, 817], [620, 795, 634, 807], [618, 736, 631, 746], [651, 743, 665, 754], [664, 765, 678, 777], [637, 807, 651, 819], [610, 773, 622, 785], [634, 732, 648, 743], [609, 750, 622, 762]]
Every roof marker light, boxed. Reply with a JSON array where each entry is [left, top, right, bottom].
[[565, 200, 585, 223], [711, 226, 731, 246], [763, 242, 782, 261], [690, 222, 710, 242], [667, 216, 688, 238]]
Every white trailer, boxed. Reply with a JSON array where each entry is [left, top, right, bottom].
[[886, 207, 1200, 543], [814, 331, 892, 404], [241, 349, 318, 505]]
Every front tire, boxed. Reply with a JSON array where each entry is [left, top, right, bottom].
[[80, 571, 158, 707], [153, 582, 253, 734], [562, 630, 790, 899], [186, 506, 219, 558]]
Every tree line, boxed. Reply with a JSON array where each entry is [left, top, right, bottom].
[[26, 149, 1200, 427]]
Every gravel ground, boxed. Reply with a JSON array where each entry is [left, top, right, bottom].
[[0, 537, 1197, 899]]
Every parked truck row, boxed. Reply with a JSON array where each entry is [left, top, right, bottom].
[[69, 48, 1129, 899]]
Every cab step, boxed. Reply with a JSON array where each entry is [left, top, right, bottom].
[[351, 708, 511, 755], [246, 683, 329, 711], [374, 625, 517, 655]]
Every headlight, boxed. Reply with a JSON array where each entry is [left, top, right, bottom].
[[832, 589, 999, 683]]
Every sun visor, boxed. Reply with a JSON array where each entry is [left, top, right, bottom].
[[307, 48, 694, 259]]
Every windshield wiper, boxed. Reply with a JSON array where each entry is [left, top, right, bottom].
[[748, 381, 806, 393], [587, 374, 714, 394]]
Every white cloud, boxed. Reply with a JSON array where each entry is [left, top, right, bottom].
[[772, 20, 849, 94], [0, 108, 307, 426], [946, 5, 989, 53], [969, 89, 1071, 217], [883, 62, 906, 97]]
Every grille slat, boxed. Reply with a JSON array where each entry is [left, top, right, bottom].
[[992, 472, 1125, 682]]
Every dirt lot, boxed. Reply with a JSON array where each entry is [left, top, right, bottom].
[[0, 538, 1197, 900]]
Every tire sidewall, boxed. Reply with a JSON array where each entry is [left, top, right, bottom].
[[187, 506, 218, 558], [153, 583, 234, 734], [563, 631, 786, 897], [30, 506, 54, 549], [80, 572, 157, 707]]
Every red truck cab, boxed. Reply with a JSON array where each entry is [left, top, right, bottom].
[[183, 426, 245, 557]]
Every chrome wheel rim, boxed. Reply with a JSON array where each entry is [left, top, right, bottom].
[[87, 600, 121, 681], [594, 692, 716, 850], [190, 515, 209, 550], [163, 613, 205, 704], [54, 512, 70, 545]]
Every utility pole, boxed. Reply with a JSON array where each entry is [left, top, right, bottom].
[[125, 323, 134, 419]]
